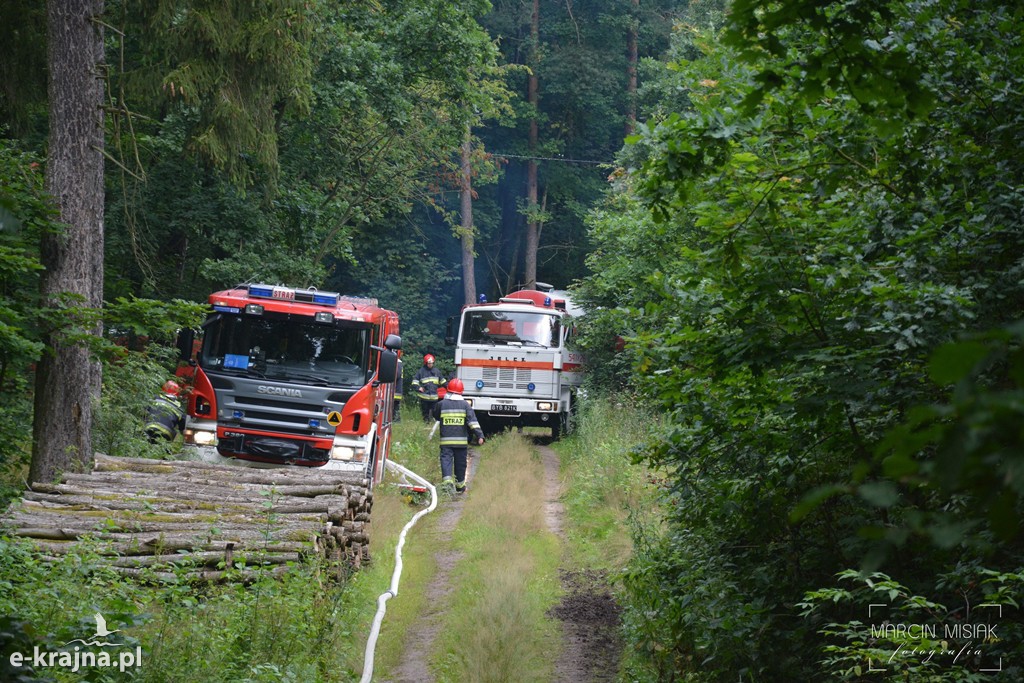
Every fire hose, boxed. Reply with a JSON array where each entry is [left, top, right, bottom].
[[359, 459, 437, 683]]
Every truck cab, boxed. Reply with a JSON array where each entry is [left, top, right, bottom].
[[177, 284, 400, 485], [450, 288, 583, 438]]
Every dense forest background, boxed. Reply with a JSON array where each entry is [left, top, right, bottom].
[[2, 0, 1023, 680]]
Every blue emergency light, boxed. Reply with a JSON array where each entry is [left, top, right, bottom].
[[249, 285, 274, 298], [478, 294, 487, 303], [313, 293, 338, 305]]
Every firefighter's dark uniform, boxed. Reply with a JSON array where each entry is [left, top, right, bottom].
[[412, 364, 446, 421], [393, 359, 404, 422], [145, 392, 185, 443], [431, 393, 483, 492]]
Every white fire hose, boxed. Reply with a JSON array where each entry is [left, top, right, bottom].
[[359, 459, 437, 683]]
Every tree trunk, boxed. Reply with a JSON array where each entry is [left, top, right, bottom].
[[460, 126, 477, 306], [32, 0, 105, 484], [524, 0, 540, 290], [625, 0, 639, 137]]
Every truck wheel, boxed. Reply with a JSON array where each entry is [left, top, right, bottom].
[[364, 438, 378, 487], [552, 412, 568, 440]]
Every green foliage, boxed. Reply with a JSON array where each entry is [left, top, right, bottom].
[[94, 348, 181, 460], [580, 1, 1024, 679], [0, 140, 50, 475], [799, 569, 1023, 681], [559, 396, 656, 568], [0, 535, 362, 682]]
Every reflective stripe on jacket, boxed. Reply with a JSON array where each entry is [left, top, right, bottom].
[[145, 394, 184, 440], [431, 394, 483, 446], [411, 366, 446, 400]]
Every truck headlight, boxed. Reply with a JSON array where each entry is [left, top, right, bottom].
[[536, 402, 554, 411], [186, 429, 217, 446], [331, 446, 366, 461]]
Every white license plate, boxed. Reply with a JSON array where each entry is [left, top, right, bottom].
[[489, 404, 520, 415]]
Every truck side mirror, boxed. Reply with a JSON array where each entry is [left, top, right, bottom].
[[445, 316, 455, 346], [377, 350, 399, 384], [176, 329, 195, 362], [384, 333, 402, 350]]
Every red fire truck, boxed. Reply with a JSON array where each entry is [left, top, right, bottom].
[[175, 284, 401, 485]]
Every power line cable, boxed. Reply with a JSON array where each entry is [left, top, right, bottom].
[[487, 152, 611, 166]]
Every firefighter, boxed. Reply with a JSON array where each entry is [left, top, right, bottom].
[[430, 378, 484, 494], [411, 353, 446, 422], [145, 380, 186, 444], [393, 358, 404, 422]]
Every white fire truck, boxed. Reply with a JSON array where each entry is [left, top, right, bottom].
[[446, 285, 584, 438], [175, 283, 401, 485]]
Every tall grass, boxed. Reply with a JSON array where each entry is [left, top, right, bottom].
[[558, 396, 660, 569], [433, 434, 561, 683]]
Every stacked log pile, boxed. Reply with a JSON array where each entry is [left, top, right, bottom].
[[1, 454, 373, 582]]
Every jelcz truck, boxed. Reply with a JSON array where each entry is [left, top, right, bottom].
[[447, 286, 583, 438], [175, 283, 401, 485]]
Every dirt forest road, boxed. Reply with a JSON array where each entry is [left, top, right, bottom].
[[384, 438, 622, 682]]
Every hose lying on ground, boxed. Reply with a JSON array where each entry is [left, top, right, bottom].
[[360, 459, 437, 683]]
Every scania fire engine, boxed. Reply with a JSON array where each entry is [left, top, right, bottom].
[[175, 284, 401, 485], [447, 285, 584, 438]]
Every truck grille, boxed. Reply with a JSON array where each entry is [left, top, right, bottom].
[[470, 367, 535, 390]]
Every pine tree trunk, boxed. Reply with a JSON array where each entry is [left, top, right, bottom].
[[460, 127, 477, 306], [32, 0, 105, 483], [524, 0, 540, 290]]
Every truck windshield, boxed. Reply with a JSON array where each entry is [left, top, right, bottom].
[[199, 313, 371, 386], [460, 311, 561, 348]]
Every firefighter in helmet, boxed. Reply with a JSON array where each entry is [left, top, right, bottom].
[[430, 378, 484, 494], [411, 353, 446, 422], [145, 380, 186, 444]]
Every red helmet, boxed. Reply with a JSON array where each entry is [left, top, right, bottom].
[[437, 386, 447, 399], [447, 378, 464, 394], [162, 380, 181, 397], [424, 354, 435, 364]]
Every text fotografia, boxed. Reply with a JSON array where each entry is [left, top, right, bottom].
[[9, 646, 143, 673]]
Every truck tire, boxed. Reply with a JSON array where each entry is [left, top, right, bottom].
[[552, 411, 569, 440]]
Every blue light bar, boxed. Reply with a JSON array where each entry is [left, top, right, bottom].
[[249, 285, 274, 298], [213, 305, 240, 313], [313, 293, 339, 306]]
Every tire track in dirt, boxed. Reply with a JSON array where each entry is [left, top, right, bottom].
[[383, 451, 478, 683], [538, 441, 623, 683]]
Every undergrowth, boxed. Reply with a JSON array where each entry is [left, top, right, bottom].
[[0, 402, 440, 682]]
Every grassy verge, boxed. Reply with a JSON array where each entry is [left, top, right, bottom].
[[432, 433, 561, 683], [336, 406, 448, 676], [558, 396, 660, 570]]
